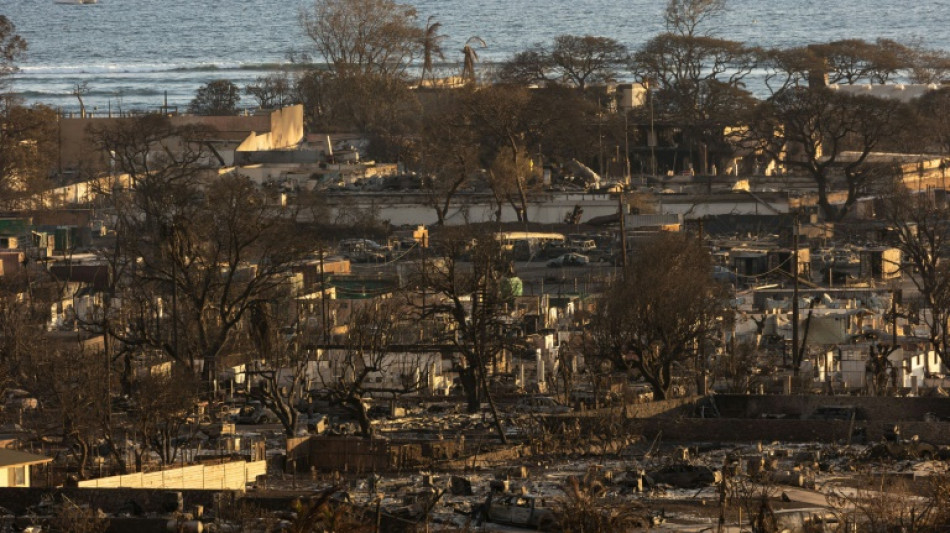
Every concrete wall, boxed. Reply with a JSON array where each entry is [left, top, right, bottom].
[[303, 436, 464, 473], [713, 394, 950, 422], [172, 114, 270, 138], [268, 105, 304, 150], [77, 461, 266, 490], [58, 114, 272, 171], [571, 396, 699, 419], [631, 418, 950, 445], [235, 105, 303, 153], [311, 192, 621, 226], [0, 487, 240, 515]]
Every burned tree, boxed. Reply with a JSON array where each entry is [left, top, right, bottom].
[[247, 296, 321, 438], [300, 0, 423, 79], [424, 229, 513, 442], [126, 367, 201, 470], [189, 79, 241, 115], [313, 298, 421, 438], [499, 35, 627, 90], [91, 115, 311, 389], [591, 233, 727, 400], [461, 85, 543, 223], [882, 185, 950, 371], [407, 92, 480, 225], [23, 340, 109, 479], [631, 0, 758, 175], [748, 86, 905, 221]]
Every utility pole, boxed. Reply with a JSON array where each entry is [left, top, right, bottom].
[[320, 248, 329, 342], [792, 220, 800, 376], [649, 83, 657, 178], [618, 192, 628, 274], [624, 111, 631, 185]]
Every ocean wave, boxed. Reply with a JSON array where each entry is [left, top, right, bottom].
[[16, 62, 319, 76], [17, 87, 167, 98]]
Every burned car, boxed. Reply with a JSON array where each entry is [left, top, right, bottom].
[[647, 464, 721, 488], [484, 494, 557, 530]]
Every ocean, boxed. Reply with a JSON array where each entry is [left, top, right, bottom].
[[1, 0, 948, 112]]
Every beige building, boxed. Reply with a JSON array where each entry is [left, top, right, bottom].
[[0, 449, 52, 487]]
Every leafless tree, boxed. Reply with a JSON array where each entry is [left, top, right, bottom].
[[497, 45, 551, 86], [591, 233, 728, 400], [300, 0, 423, 79], [189, 79, 241, 115], [747, 86, 906, 221], [126, 367, 201, 470], [23, 340, 109, 479], [0, 15, 26, 87], [90, 115, 312, 387], [905, 41, 950, 84], [423, 229, 514, 442], [881, 185, 950, 370], [500, 35, 627, 90], [711, 339, 759, 394], [245, 72, 291, 110], [664, 0, 726, 38], [71, 81, 89, 118], [247, 297, 321, 438], [0, 100, 58, 206], [45, 496, 110, 533], [550, 35, 628, 90], [914, 87, 950, 154], [460, 85, 542, 223], [406, 92, 480, 225], [552, 468, 650, 531], [314, 298, 420, 438], [827, 471, 939, 532], [632, 0, 758, 174]]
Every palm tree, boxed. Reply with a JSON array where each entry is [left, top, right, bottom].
[[461, 36, 487, 83], [420, 16, 446, 87]]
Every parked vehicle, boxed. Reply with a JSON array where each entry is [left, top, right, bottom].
[[547, 252, 590, 268], [513, 396, 572, 414], [484, 494, 557, 530], [233, 401, 276, 425], [569, 389, 622, 408], [807, 405, 866, 421], [712, 265, 738, 285], [338, 239, 390, 263], [567, 236, 597, 253], [866, 439, 937, 460], [647, 464, 721, 488]]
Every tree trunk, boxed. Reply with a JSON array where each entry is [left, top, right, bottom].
[[477, 363, 508, 444], [459, 367, 480, 413], [105, 436, 128, 475], [74, 437, 91, 479], [120, 351, 133, 396], [345, 395, 373, 438]]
